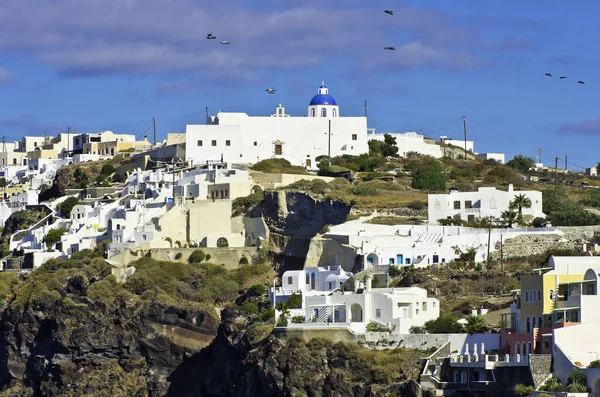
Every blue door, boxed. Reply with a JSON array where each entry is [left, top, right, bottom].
[[396, 254, 404, 265]]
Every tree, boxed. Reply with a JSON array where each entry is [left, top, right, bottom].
[[510, 193, 532, 223], [368, 134, 399, 157], [188, 249, 206, 263], [507, 154, 535, 172], [57, 196, 80, 218], [500, 210, 518, 228], [0, 178, 6, 188], [423, 314, 465, 333], [412, 161, 445, 191], [464, 315, 487, 334], [317, 156, 331, 173], [43, 228, 67, 248], [596, 162, 600, 176]]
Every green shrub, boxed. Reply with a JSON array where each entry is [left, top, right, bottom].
[[513, 383, 534, 397], [259, 307, 275, 321], [232, 192, 263, 216], [532, 217, 546, 227], [350, 185, 378, 196], [251, 159, 308, 174], [388, 265, 401, 278], [240, 302, 259, 315], [276, 315, 288, 327], [589, 359, 600, 368], [248, 284, 266, 296], [567, 367, 587, 387], [291, 315, 305, 324], [188, 249, 206, 263], [43, 228, 67, 247], [366, 321, 387, 332], [57, 196, 80, 218], [407, 200, 427, 210], [567, 382, 588, 393], [238, 256, 249, 265]]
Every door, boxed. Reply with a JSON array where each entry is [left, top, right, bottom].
[[306, 159, 311, 167], [396, 254, 403, 265], [274, 140, 283, 155]]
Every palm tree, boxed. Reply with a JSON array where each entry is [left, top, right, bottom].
[[501, 210, 518, 228], [510, 194, 532, 223], [465, 314, 487, 334]]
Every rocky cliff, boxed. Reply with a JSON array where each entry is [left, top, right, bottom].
[[165, 306, 428, 397], [259, 190, 351, 271]]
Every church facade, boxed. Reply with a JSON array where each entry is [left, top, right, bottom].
[[185, 82, 369, 169]]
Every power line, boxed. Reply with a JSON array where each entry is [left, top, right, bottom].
[[423, 117, 463, 137]]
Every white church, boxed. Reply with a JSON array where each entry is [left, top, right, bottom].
[[185, 82, 370, 169]]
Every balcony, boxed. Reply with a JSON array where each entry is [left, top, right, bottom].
[[450, 353, 530, 368]]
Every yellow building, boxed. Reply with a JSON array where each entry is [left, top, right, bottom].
[[500, 256, 600, 356], [2, 184, 28, 199]]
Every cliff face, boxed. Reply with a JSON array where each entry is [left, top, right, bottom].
[[0, 291, 217, 396], [261, 191, 350, 238], [165, 308, 427, 397], [260, 191, 351, 271]]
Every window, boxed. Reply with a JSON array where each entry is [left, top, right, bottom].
[[287, 276, 292, 285], [389, 258, 395, 265], [328, 282, 332, 289], [423, 302, 428, 311], [225, 140, 231, 146], [142, 235, 147, 241], [311, 108, 316, 117], [321, 108, 327, 117], [406, 258, 411, 264], [197, 140, 203, 146], [544, 340, 550, 348], [375, 309, 381, 318], [12, 158, 16, 165], [454, 200, 461, 209], [468, 215, 475, 223], [433, 302, 436, 308], [537, 290, 541, 302], [333, 109, 337, 117], [253, 141, 257, 146], [211, 140, 217, 146], [306, 273, 310, 284], [416, 309, 420, 315], [433, 255, 439, 264], [465, 200, 472, 209], [352, 134, 357, 141], [75, 138, 80, 145]]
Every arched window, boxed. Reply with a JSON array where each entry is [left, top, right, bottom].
[[305, 273, 310, 285], [321, 108, 327, 117], [311, 108, 316, 117], [539, 316, 543, 328], [537, 290, 541, 302], [515, 342, 520, 355], [311, 273, 316, 290], [526, 317, 531, 332], [549, 289, 554, 301], [525, 291, 529, 302], [544, 339, 550, 348], [332, 108, 337, 117], [532, 317, 537, 328]]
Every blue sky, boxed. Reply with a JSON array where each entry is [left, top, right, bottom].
[[0, 0, 599, 169]]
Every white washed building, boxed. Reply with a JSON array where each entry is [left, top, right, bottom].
[[368, 131, 443, 158], [428, 185, 544, 224], [185, 82, 369, 169]]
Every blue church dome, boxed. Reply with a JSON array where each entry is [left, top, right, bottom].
[[310, 94, 337, 106]]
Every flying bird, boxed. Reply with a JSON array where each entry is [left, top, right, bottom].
[[578, 80, 585, 84], [206, 33, 216, 40], [220, 41, 230, 45], [384, 46, 395, 51], [384, 10, 394, 15], [266, 87, 276, 94], [545, 73, 552, 77], [560, 76, 567, 79]]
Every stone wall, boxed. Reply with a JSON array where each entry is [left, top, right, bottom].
[[491, 233, 583, 260], [529, 354, 553, 389], [109, 247, 258, 267]]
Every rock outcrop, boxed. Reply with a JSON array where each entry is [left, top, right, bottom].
[[166, 307, 427, 397]]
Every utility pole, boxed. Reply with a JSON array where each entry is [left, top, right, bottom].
[[500, 233, 504, 272], [364, 99, 368, 118], [538, 148, 542, 164], [43, 130, 46, 144], [326, 120, 332, 158], [2, 136, 5, 153], [67, 127, 70, 154], [153, 117, 156, 147], [205, 107, 209, 124], [487, 216, 493, 269], [443, 146, 447, 187], [565, 153, 568, 171], [462, 116, 468, 158], [554, 157, 559, 188]]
